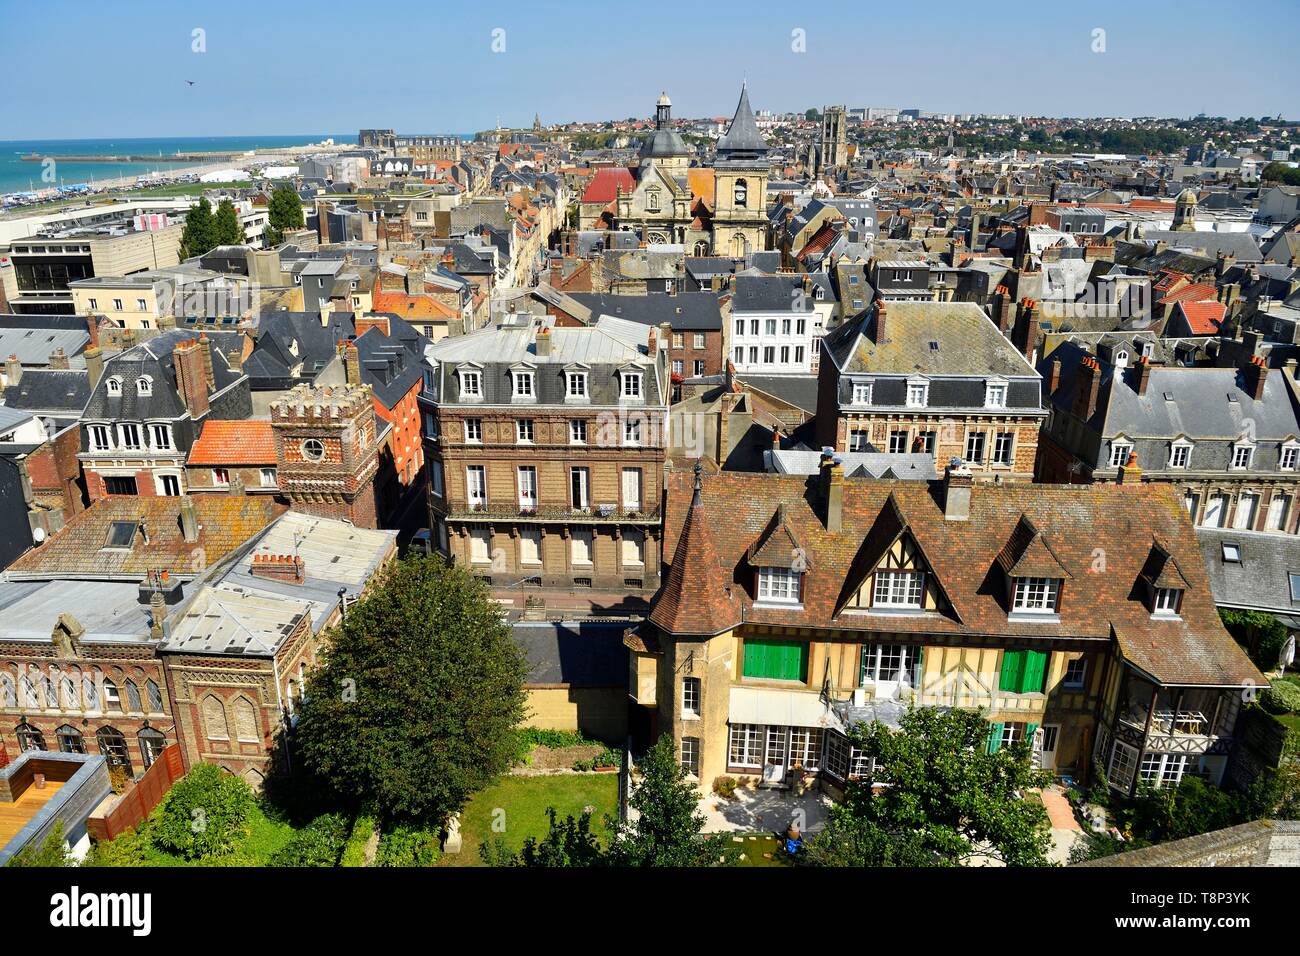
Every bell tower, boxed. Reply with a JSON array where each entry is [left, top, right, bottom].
[[712, 84, 771, 258]]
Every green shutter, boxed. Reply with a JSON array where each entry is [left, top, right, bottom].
[[1021, 651, 1048, 694], [1026, 722, 1039, 747], [743, 639, 808, 681], [987, 722, 1004, 754], [998, 650, 1025, 693]]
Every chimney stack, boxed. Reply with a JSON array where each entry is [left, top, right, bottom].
[[48, 348, 70, 370], [250, 552, 306, 585], [1072, 354, 1101, 420], [342, 340, 362, 384], [173, 338, 210, 419], [198, 333, 215, 389], [873, 301, 888, 344], [179, 496, 199, 543], [1116, 451, 1143, 486], [1047, 355, 1062, 394], [534, 324, 552, 357], [149, 590, 166, 639], [1132, 354, 1153, 396], [1245, 354, 1269, 401], [5, 354, 21, 387], [83, 346, 104, 386], [819, 447, 843, 532], [943, 458, 973, 521]]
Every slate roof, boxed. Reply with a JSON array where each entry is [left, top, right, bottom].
[[715, 85, 769, 161], [568, 292, 723, 331], [732, 273, 833, 313], [513, 621, 630, 687], [83, 329, 244, 422], [2, 370, 91, 415], [0, 327, 89, 366], [648, 470, 1261, 687], [5, 496, 278, 580], [1197, 527, 1300, 619]]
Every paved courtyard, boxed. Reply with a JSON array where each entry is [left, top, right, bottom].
[[700, 785, 833, 835]]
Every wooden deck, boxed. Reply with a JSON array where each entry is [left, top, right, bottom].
[[0, 779, 64, 848]]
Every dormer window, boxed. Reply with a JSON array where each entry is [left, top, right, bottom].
[[985, 380, 1008, 409], [852, 381, 872, 406], [136, 376, 152, 396], [106, 377, 122, 396], [1152, 586, 1183, 617], [757, 567, 801, 604], [1231, 441, 1254, 470], [873, 570, 924, 609], [512, 370, 534, 399], [621, 371, 643, 401], [459, 369, 482, 400], [905, 379, 928, 408], [1109, 440, 1133, 469], [1169, 440, 1193, 469], [1012, 577, 1060, 614], [567, 371, 588, 400], [1114, 349, 1129, 368], [1281, 442, 1299, 471]]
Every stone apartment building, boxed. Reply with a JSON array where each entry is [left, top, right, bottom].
[[1038, 342, 1300, 535], [627, 465, 1262, 797], [421, 315, 668, 598], [816, 301, 1046, 482]]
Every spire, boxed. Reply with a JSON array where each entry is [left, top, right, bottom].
[[716, 83, 768, 160], [649, 464, 741, 637]]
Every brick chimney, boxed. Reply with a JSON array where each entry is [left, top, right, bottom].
[[84, 346, 104, 386], [535, 324, 552, 357], [943, 458, 973, 521], [819, 447, 843, 532], [48, 348, 70, 370], [198, 333, 215, 390], [1132, 354, 1153, 396], [5, 354, 21, 387], [250, 552, 306, 585], [173, 339, 210, 419], [1117, 451, 1143, 486], [1047, 355, 1062, 394], [342, 340, 362, 385], [873, 301, 888, 344], [1245, 354, 1269, 401], [149, 590, 166, 639], [178, 496, 199, 543], [1072, 355, 1101, 420]]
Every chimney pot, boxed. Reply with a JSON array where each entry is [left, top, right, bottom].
[[943, 459, 973, 521]]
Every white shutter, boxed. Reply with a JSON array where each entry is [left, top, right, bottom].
[[621, 529, 644, 566], [571, 529, 593, 565], [622, 468, 642, 510], [519, 528, 542, 565]]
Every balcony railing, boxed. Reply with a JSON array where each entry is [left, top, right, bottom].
[[444, 502, 661, 524]]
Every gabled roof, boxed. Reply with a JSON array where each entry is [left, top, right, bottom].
[[1172, 300, 1226, 335], [580, 167, 635, 204], [1138, 539, 1192, 592], [995, 515, 1072, 580], [747, 504, 805, 569]]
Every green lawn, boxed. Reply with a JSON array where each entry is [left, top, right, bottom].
[[441, 773, 619, 866], [732, 833, 795, 867]]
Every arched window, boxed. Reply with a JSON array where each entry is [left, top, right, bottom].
[[138, 728, 167, 769], [56, 724, 85, 753], [83, 672, 100, 711], [734, 179, 748, 208], [202, 695, 230, 741], [60, 671, 79, 709], [136, 376, 152, 396], [19, 674, 38, 708], [242, 767, 265, 790], [0, 672, 15, 708], [146, 679, 164, 712], [105, 377, 122, 396], [103, 678, 122, 712], [233, 697, 259, 743], [125, 680, 142, 712], [693, 240, 709, 257], [40, 673, 57, 709], [15, 722, 45, 752], [96, 726, 132, 774]]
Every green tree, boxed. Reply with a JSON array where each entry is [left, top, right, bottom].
[[5, 821, 74, 867], [179, 196, 216, 259], [213, 198, 246, 246], [799, 814, 944, 867], [808, 708, 1054, 867], [151, 762, 254, 860], [805, 108, 822, 122], [293, 555, 529, 825], [607, 734, 737, 867], [481, 807, 605, 867], [267, 184, 305, 232]]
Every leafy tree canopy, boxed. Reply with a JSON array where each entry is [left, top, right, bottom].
[[293, 555, 529, 825], [151, 762, 254, 859]]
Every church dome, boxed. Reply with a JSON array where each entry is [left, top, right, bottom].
[[657, 91, 671, 108], [1176, 188, 1198, 204]]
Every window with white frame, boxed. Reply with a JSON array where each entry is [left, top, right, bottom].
[[517, 466, 537, 509], [859, 644, 920, 687], [849, 430, 870, 453], [512, 370, 534, 399], [464, 418, 482, 443], [621, 371, 642, 400], [89, 424, 111, 451], [1231, 442, 1254, 470], [1109, 441, 1133, 468], [516, 419, 534, 444], [466, 465, 487, 506], [681, 736, 700, 777], [993, 431, 1014, 466], [888, 430, 909, 454], [872, 570, 924, 609], [693, 333, 705, 350], [119, 423, 141, 450], [906, 380, 928, 408], [1169, 441, 1192, 469], [1108, 740, 1140, 792], [757, 567, 801, 604], [1012, 577, 1060, 614], [623, 417, 642, 446], [567, 371, 587, 399], [149, 423, 171, 449], [734, 319, 745, 337], [1152, 587, 1183, 616], [789, 728, 822, 770], [1282, 443, 1300, 471], [682, 677, 700, 718], [260, 468, 277, 488], [985, 381, 1008, 408], [459, 369, 482, 399], [965, 431, 986, 464], [136, 376, 152, 396], [852, 381, 872, 405], [211, 468, 229, 486], [569, 419, 587, 445], [1139, 752, 1187, 789], [1063, 657, 1087, 689], [729, 723, 764, 768]]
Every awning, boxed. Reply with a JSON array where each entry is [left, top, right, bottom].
[[729, 685, 837, 728]]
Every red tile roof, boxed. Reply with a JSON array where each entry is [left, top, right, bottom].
[[189, 420, 276, 465], [581, 167, 635, 204], [1174, 300, 1227, 335]]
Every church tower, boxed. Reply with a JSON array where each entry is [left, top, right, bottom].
[[818, 106, 848, 171], [712, 84, 771, 259], [638, 92, 690, 176], [1172, 188, 1198, 232]]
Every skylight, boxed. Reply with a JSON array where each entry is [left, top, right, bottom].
[[1221, 542, 1241, 563], [105, 521, 137, 549]]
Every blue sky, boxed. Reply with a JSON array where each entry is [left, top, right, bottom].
[[1, 0, 1296, 138]]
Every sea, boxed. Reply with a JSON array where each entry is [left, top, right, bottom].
[[0, 134, 468, 195]]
